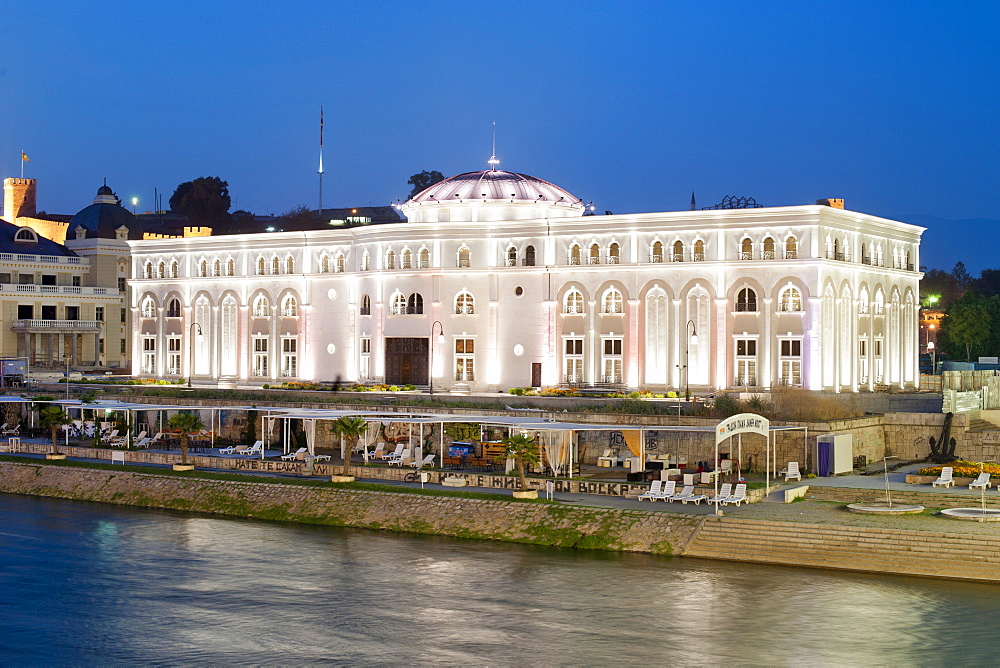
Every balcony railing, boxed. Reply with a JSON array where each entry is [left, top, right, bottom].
[[735, 302, 757, 312], [521, 258, 536, 266], [777, 302, 801, 312], [454, 372, 475, 381], [607, 255, 620, 264], [588, 256, 601, 265], [733, 376, 757, 387], [785, 250, 798, 259], [739, 251, 753, 260], [568, 256, 581, 265], [692, 252, 705, 262], [762, 250, 775, 260], [1, 284, 115, 296], [457, 258, 470, 268], [12, 319, 103, 332], [0, 253, 83, 265], [649, 254, 664, 263], [505, 258, 517, 267]]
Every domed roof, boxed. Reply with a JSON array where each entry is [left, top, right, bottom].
[[400, 168, 585, 223], [69, 184, 144, 240], [407, 170, 582, 206]]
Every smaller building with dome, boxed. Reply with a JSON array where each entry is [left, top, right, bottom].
[[69, 184, 145, 240]]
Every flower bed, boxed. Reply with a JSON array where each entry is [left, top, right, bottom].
[[916, 460, 1000, 477]]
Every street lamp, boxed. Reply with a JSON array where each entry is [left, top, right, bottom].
[[188, 322, 203, 387], [428, 320, 444, 394], [131, 196, 138, 214], [927, 341, 936, 375], [684, 320, 699, 400]]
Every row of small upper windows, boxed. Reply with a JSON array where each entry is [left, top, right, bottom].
[[140, 295, 298, 318], [825, 238, 914, 269], [359, 291, 476, 316], [557, 286, 806, 315]]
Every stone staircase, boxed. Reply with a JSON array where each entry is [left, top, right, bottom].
[[684, 517, 1000, 582], [965, 417, 997, 432]]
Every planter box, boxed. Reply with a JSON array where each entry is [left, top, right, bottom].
[[330, 475, 355, 482], [442, 476, 467, 487], [45, 454, 67, 460], [512, 490, 538, 499], [172, 464, 195, 471], [905, 474, 977, 486]]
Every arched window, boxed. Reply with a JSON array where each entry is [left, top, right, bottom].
[[321, 255, 331, 273], [141, 297, 156, 318], [360, 294, 371, 316], [457, 246, 470, 268], [608, 242, 620, 264], [226, 258, 235, 276], [170, 260, 178, 278], [157, 261, 165, 278], [651, 241, 663, 263], [589, 243, 601, 265], [257, 257, 266, 275], [385, 250, 395, 270], [905, 250, 912, 270], [213, 259, 221, 277], [736, 287, 757, 312], [419, 248, 430, 268], [335, 252, 345, 273], [281, 295, 298, 317], [199, 260, 208, 277], [407, 292, 424, 314], [401, 249, 412, 269], [271, 257, 280, 274], [506, 246, 517, 267], [858, 287, 870, 315], [166, 298, 181, 318], [14, 228, 37, 243], [874, 290, 885, 315], [455, 291, 475, 315], [693, 239, 705, 261], [285, 256, 295, 274], [785, 236, 798, 259], [253, 295, 270, 317], [524, 245, 536, 267], [833, 238, 841, 261], [361, 251, 370, 271], [740, 238, 753, 260], [569, 244, 581, 265], [763, 237, 775, 260], [672, 240, 684, 262], [564, 289, 584, 314], [603, 287, 623, 314], [144, 262, 153, 279], [779, 286, 802, 312], [861, 243, 869, 264], [390, 292, 406, 315]]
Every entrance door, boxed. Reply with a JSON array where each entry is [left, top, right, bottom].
[[531, 362, 542, 388], [384, 337, 429, 385]]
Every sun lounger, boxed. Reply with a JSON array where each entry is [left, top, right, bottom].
[[666, 484, 696, 503], [676, 488, 704, 504], [280, 447, 308, 461], [218, 444, 240, 454], [707, 483, 733, 506], [637, 480, 663, 501], [969, 472, 991, 491], [652, 480, 677, 501], [417, 454, 436, 468], [780, 462, 801, 482], [242, 441, 264, 457], [313, 454, 331, 461], [932, 466, 954, 488], [380, 444, 404, 461], [722, 483, 748, 506]]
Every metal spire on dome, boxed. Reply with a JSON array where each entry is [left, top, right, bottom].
[[487, 122, 500, 170]]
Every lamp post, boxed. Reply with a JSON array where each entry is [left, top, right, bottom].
[[188, 322, 203, 387], [428, 320, 444, 394], [131, 196, 138, 214], [684, 320, 699, 400], [927, 341, 936, 376]]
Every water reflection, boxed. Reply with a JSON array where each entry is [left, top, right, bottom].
[[2, 494, 997, 665]]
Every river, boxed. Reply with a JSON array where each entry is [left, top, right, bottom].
[[1, 494, 996, 665]]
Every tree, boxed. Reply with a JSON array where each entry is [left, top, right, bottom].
[[276, 205, 316, 231], [330, 416, 369, 476], [38, 404, 70, 455], [168, 411, 205, 466], [943, 297, 991, 361], [169, 177, 232, 227], [920, 268, 958, 308], [974, 269, 1000, 299], [407, 170, 444, 197], [952, 262, 973, 298], [498, 433, 541, 492]]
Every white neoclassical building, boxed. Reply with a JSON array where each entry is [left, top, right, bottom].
[[128, 167, 924, 393]]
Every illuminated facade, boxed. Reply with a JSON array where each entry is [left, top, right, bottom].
[[129, 168, 924, 392]]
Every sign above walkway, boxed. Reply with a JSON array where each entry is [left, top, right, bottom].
[[715, 413, 770, 444]]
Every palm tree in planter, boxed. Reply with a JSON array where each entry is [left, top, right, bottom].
[[500, 433, 542, 499], [39, 404, 71, 458], [330, 416, 368, 481], [168, 411, 204, 470]]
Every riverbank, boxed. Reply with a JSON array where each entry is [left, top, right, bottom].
[[3, 460, 1000, 581]]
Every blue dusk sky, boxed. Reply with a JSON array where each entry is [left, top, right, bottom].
[[1, 1, 996, 272]]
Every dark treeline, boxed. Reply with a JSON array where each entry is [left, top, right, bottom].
[[924, 261, 1000, 362]]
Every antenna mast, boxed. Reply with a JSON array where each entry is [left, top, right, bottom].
[[487, 122, 500, 170]]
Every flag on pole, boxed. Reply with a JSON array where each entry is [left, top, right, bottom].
[[21, 151, 29, 163], [319, 106, 324, 148]]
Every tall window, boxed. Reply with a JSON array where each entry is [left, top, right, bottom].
[[778, 339, 801, 386], [213, 259, 221, 277], [672, 240, 684, 262], [385, 250, 395, 270], [859, 288, 870, 315], [390, 292, 406, 315], [167, 337, 182, 375], [569, 244, 581, 265], [406, 292, 424, 314], [157, 261, 165, 278], [608, 242, 620, 264], [335, 252, 345, 273], [170, 260, 178, 278], [144, 262, 153, 279], [199, 260, 208, 277], [564, 338, 583, 383], [360, 337, 371, 378], [141, 298, 155, 318], [402, 249, 412, 269], [281, 295, 298, 317], [523, 245, 536, 267], [455, 291, 475, 314], [253, 337, 269, 377], [271, 257, 280, 274], [419, 248, 430, 268], [603, 287, 623, 314], [253, 295, 270, 317], [281, 338, 297, 377], [785, 236, 798, 259], [693, 239, 705, 261], [321, 255, 331, 273], [602, 338, 623, 383], [166, 298, 181, 318], [257, 257, 266, 275], [564, 289, 584, 314], [736, 287, 757, 312], [457, 247, 470, 268], [740, 238, 753, 260], [285, 256, 295, 274], [589, 244, 601, 265], [454, 338, 475, 381], [735, 338, 757, 386], [360, 294, 371, 316], [779, 286, 802, 312], [874, 338, 884, 383], [859, 338, 869, 383], [141, 337, 156, 374], [506, 246, 517, 267], [226, 258, 235, 276], [763, 237, 775, 260], [361, 251, 370, 271], [651, 241, 663, 263]]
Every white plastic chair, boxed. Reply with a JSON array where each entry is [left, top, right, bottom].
[[722, 483, 748, 506], [969, 472, 990, 490], [707, 483, 733, 506], [932, 467, 954, 488], [781, 462, 802, 482], [637, 480, 663, 501]]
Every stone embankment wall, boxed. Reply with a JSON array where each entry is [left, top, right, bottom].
[[0, 462, 697, 555]]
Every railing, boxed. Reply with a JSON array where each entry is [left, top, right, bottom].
[[762, 250, 775, 260], [563, 374, 582, 384], [861, 255, 871, 264], [859, 304, 869, 314], [603, 304, 622, 314], [401, 259, 412, 269], [735, 302, 757, 312], [777, 376, 801, 386], [564, 305, 585, 314], [568, 256, 581, 265], [0, 284, 115, 296], [505, 258, 517, 267], [455, 306, 475, 315], [785, 250, 798, 259], [692, 252, 705, 262], [649, 254, 663, 263], [457, 259, 470, 268], [455, 372, 475, 381], [0, 253, 82, 265], [874, 304, 884, 315], [588, 256, 601, 265], [607, 255, 620, 264], [739, 252, 753, 260], [12, 319, 102, 331], [777, 302, 800, 312], [670, 253, 684, 262], [521, 258, 535, 266], [859, 375, 869, 384], [733, 376, 757, 387]]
